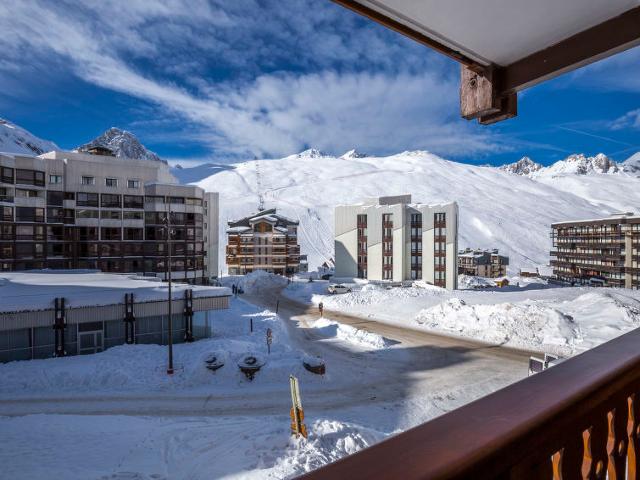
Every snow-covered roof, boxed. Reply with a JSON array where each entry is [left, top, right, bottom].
[[552, 214, 640, 226], [0, 270, 230, 313], [226, 226, 251, 233]]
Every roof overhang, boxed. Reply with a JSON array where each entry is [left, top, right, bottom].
[[332, 0, 640, 124]]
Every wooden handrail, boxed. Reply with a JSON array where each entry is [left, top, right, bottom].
[[302, 327, 640, 479]]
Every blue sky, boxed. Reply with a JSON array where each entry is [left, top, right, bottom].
[[0, 0, 639, 167]]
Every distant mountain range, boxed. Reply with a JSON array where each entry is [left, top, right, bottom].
[[0, 119, 163, 164], [1, 116, 639, 273]]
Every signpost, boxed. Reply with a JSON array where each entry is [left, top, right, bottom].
[[266, 328, 273, 354], [289, 375, 307, 438]]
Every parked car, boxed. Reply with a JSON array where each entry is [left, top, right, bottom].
[[327, 284, 351, 294]]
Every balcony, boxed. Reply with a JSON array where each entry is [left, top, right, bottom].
[[305, 326, 640, 480], [383, 221, 393, 229], [434, 220, 447, 228], [0, 195, 13, 203], [434, 235, 447, 242]]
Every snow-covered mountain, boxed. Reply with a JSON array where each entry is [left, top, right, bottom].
[[183, 149, 640, 274], [499, 157, 543, 176], [623, 152, 640, 174], [0, 118, 58, 155], [76, 127, 165, 163], [537, 153, 619, 176], [501, 153, 621, 178]]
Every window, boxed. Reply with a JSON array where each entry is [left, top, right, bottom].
[[123, 228, 143, 241], [1, 167, 14, 184], [145, 195, 165, 204], [123, 195, 143, 209], [81, 176, 95, 185], [46, 190, 64, 206], [46, 207, 64, 223], [101, 227, 121, 241], [77, 192, 99, 207], [101, 194, 121, 208], [76, 209, 99, 219], [127, 179, 140, 189], [169, 196, 185, 204], [16, 207, 44, 222], [123, 211, 144, 220], [16, 189, 40, 198], [100, 210, 121, 220], [185, 197, 203, 206], [1, 206, 12, 221], [16, 169, 45, 186], [105, 177, 118, 188], [49, 174, 63, 184]]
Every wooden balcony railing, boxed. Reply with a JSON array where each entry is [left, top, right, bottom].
[[303, 326, 640, 480]]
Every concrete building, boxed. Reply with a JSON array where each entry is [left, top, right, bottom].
[[0, 270, 231, 362], [458, 248, 509, 278], [0, 149, 219, 283], [550, 213, 640, 289], [334, 195, 458, 289], [226, 209, 302, 276]]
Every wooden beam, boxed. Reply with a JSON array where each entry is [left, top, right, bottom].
[[479, 92, 517, 125], [330, 0, 486, 73], [460, 66, 500, 120], [501, 6, 640, 94]]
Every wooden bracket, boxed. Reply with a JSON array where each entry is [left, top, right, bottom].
[[461, 65, 518, 124]]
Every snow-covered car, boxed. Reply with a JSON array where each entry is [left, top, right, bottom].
[[327, 284, 351, 294]]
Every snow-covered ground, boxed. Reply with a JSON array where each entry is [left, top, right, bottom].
[[283, 277, 640, 356]]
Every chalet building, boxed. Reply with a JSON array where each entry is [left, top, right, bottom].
[[0, 149, 219, 284], [550, 214, 640, 289], [226, 209, 302, 275], [334, 195, 458, 289], [0, 271, 230, 363], [458, 248, 509, 278]]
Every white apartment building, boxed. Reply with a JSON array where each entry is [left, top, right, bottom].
[[335, 195, 458, 289]]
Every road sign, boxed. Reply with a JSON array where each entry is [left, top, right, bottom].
[[266, 328, 273, 354]]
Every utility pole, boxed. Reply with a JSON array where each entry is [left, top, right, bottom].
[[164, 209, 174, 375]]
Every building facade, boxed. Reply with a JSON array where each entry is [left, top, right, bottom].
[[0, 149, 218, 283], [226, 209, 302, 275], [0, 271, 230, 363], [550, 214, 640, 289], [458, 248, 509, 278], [334, 195, 458, 289]]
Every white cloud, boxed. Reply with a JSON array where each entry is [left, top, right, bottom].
[[610, 109, 640, 131], [0, 0, 507, 160]]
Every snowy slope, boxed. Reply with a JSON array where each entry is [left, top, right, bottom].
[[623, 151, 640, 174], [0, 118, 58, 155], [188, 149, 640, 274], [77, 127, 165, 163]]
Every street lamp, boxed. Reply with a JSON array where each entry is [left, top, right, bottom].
[[162, 209, 174, 375]]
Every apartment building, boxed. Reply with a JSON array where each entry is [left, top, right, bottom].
[[550, 214, 640, 289], [334, 195, 458, 289], [458, 248, 509, 278], [226, 209, 302, 275], [0, 149, 218, 283]]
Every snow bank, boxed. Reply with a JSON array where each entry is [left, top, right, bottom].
[[312, 318, 392, 350], [316, 282, 446, 310], [457, 275, 495, 290], [222, 270, 289, 295], [414, 298, 582, 355]]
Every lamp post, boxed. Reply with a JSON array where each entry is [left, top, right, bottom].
[[163, 210, 174, 375]]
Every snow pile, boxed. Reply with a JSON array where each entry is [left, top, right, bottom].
[[0, 117, 58, 155], [76, 127, 165, 163], [315, 282, 446, 310], [275, 420, 388, 476], [312, 318, 392, 350], [457, 275, 496, 290], [415, 298, 581, 355], [232, 270, 289, 295], [623, 151, 640, 174]]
